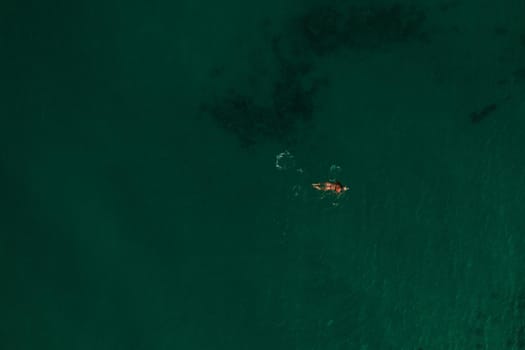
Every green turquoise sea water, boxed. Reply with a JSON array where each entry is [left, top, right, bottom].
[[2, 0, 525, 349]]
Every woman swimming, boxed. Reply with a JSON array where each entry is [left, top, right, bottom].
[[312, 181, 349, 194]]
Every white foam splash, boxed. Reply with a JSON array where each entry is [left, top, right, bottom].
[[275, 150, 296, 171]]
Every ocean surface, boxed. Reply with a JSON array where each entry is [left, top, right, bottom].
[[2, 0, 525, 349]]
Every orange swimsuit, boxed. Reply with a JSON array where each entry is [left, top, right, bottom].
[[312, 181, 346, 193]]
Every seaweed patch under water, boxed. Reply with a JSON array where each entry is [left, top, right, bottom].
[[204, 40, 324, 147], [202, 2, 428, 147], [298, 3, 428, 55]]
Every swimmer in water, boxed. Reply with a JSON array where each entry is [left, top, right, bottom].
[[312, 181, 349, 194]]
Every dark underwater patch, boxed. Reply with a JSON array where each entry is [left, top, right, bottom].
[[298, 3, 428, 55], [204, 37, 324, 148], [202, 2, 428, 147], [470, 103, 498, 123]]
